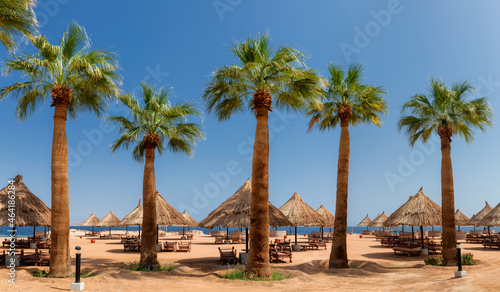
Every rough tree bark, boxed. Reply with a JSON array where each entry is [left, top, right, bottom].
[[140, 147, 159, 268]]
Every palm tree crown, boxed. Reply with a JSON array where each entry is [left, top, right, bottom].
[[398, 78, 492, 146], [307, 63, 388, 130], [107, 83, 204, 161], [0, 0, 37, 51], [0, 21, 120, 120], [203, 34, 323, 119]]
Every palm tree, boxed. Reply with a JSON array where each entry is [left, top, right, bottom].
[[307, 63, 388, 269], [203, 34, 322, 278], [0, 21, 120, 277], [108, 83, 204, 268], [0, 0, 37, 51], [398, 78, 492, 265]]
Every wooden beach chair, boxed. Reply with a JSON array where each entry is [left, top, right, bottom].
[[37, 250, 50, 266], [393, 244, 422, 256], [218, 247, 237, 264], [269, 247, 292, 263], [178, 241, 191, 252], [214, 236, 224, 244], [163, 241, 178, 252]]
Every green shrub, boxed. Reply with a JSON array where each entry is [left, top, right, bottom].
[[32, 270, 51, 278], [461, 253, 474, 265], [220, 267, 290, 281], [125, 263, 176, 272], [424, 256, 442, 266]]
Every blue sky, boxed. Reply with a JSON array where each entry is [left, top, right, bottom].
[[1, 1, 499, 225]]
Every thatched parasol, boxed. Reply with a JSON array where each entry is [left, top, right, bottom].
[[316, 205, 335, 240], [179, 210, 198, 237], [0, 175, 51, 239], [279, 192, 326, 245], [198, 179, 292, 250], [119, 199, 143, 235], [477, 202, 500, 230], [80, 213, 101, 234], [368, 211, 388, 228], [455, 209, 470, 230], [316, 205, 335, 227], [468, 201, 493, 227], [124, 193, 189, 226], [357, 214, 372, 230], [384, 187, 442, 246], [95, 211, 121, 235], [181, 210, 197, 226]]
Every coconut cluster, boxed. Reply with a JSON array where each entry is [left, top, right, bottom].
[[143, 133, 160, 148]]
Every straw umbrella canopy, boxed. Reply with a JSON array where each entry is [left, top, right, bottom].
[[179, 210, 198, 237], [95, 211, 121, 235], [316, 205, 335, 227], [454, 209, 470, 231], [279, 192, 326, 245], [316, 205, 335, 240], [468, 201, 493, 227], [198, 179, 292, 251], [80, 213, 101, 234], [124, 193, 188, 226], [384, 187, 442, 246], [368, 211, 388, 228], [357, 214, 372, 230], [181, 210, 197, 226], [118, 199, 143, 236], [477, 202, 500, 230], [0, 175, 51, 239]]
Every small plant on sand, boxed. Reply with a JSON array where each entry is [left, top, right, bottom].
[[220, 266, 290, 281], [424, 256, 443, 266], [73, 270, 99, 278], [32, 270, 52, 278], [125, 263, 176, 272], [461, 253, 474, 265]]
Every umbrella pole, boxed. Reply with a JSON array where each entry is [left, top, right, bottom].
[[92, 226, 94, 234], [245, 227, 249, 251], [227, 227, 229, 239], [157, 225, 159, 243], [33, 226, 36, 242], [321, 226, 324, 240], [411, 226, 414, 242], [139, 225, 141, 237], [44, 226, 47, 237], [109, 227, 111, 236], [295, 226, 298, 245], [458, 225, 460, 231], [289, 226, 292, 235], [488, 226, 491, 236], [183, 226, 185, 236], [420, 226, 424, 248]]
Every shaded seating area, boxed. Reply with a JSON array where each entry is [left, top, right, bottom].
[[218, 246, 237, 264], [393, 244, 422, 256], [123, 240, 140, 252], [3, 249, 51, 266]]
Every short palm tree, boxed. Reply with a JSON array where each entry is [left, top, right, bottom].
[[0, 0, 37, 51], [398, 78, 492, 265], [108, 83, 204, 268], [203, 34, 322, 278], [0, 21, 120, 277], [307, 63, 388, 269]]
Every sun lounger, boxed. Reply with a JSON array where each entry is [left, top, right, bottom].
[[178, 241, 191, 252], [124, 241, 140, 252], [218, 247, 237, 264], [393, 245, 422, 256], [163, 241, 178, 252]]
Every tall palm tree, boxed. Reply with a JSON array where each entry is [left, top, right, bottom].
[[203, 34, 322, 278], [0, 0, 37, 51], [108, 83, 204, 268], [398, 78, 492, 265], [0, 21, 120, 277], [307, 63, 388, 269]]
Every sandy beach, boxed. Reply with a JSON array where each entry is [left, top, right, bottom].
[[1, 231, 499, 292]]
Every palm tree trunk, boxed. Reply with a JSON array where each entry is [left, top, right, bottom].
[[49, 103, 71, 277], [140, 147, 159, 268], [246, 107, 271, 278], [440, 136, 456, 265], [329, 118, 350, 269]]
